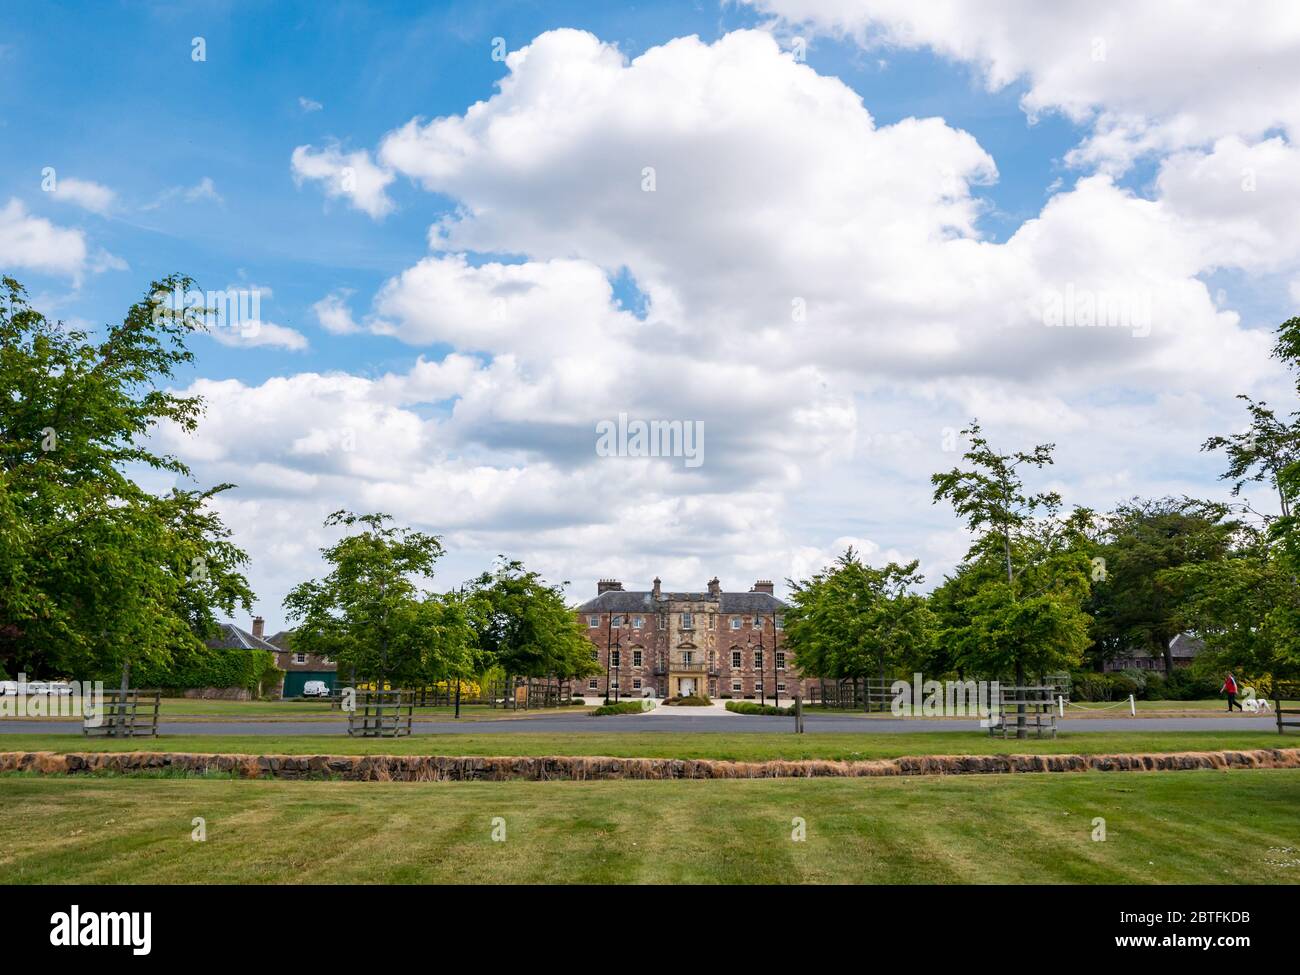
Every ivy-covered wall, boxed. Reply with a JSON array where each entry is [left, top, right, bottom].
[[133, 644, 282, 692]]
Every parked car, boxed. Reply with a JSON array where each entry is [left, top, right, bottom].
[[301, 680, 331, 698], [22, 681, 73, 696]]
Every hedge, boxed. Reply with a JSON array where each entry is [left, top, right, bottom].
[[1071, 668, 1221, 702], [591, 700, 649, 716], [132, 643, 281, 692], [726, 700, 794, 716]]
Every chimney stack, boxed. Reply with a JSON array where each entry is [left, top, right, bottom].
[[752, 580, 775, 595], [707, 576, 721, 598], [597, 579, 624, 594], [252, 616, 265, 638], [652, 577, 662, 599]]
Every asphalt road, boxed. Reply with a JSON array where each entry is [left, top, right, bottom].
[[0, 715, 1282, 735]]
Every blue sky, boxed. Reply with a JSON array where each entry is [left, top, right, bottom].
[[4, 1, 1299, 629], [5, 0, 1093, 379]]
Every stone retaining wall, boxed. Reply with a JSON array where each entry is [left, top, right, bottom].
[[1, 747, 1298, 781]]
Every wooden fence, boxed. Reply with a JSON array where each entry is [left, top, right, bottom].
[[347, 690, 413, 738], [83, 689, 160, 738], [988, 685, 1058, 739], [486, 678, 580, 710], [408, 685, 490, 708], [806, 679, 896, 711], [328, 680, 581, 711], [1276, 684, 1300, 735], [807, 675, 1071, 716]]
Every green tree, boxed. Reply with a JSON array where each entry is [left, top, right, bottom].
[[1171, 316, 1300, 695], [417, 587, 487, 714], [0, 275, 252, 707], [784, 549, 934, 708], [1087, 497, 1238, 674], [1165, 530, 1300, 694], [1201, 395, 1300, 520], [931, 421, 1093, 735], [470, 559, 598, 687], [284, 511, 445, 688]]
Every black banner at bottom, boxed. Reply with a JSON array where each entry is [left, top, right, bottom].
[[4, 884, 1281, 960]]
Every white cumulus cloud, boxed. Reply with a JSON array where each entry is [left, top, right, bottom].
[[291, 144, 395, 218]]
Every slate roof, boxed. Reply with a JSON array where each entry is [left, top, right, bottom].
[[577, 591, 660, 613], [204, 623, 283, 655], [718, 592, 788, 614], [267, 630, 294, 650], [577, 589, 787, 613]]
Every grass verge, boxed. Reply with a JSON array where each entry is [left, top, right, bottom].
[[2, 770, 1297, 883]]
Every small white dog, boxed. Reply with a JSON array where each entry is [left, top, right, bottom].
[[1240, 690, 1272, 713]]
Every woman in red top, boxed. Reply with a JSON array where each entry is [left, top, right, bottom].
[[1222, 672, 1242, 711]]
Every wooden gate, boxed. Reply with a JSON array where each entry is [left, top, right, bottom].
[[84, 689, 160, 738], [1275, 683, 1300, 735], [347, 690, 414, 737]]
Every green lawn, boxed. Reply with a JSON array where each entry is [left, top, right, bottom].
[[2, 770, 1297, 883], [0, 729, 1292, 761]]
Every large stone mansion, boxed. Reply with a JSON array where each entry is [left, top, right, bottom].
[[576, 577, 801, 701]]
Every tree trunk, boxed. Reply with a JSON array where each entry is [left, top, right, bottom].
[[1015, 661, 1026, 739], [1162, 636, 1174, 676], [116, 659, 131, 738]]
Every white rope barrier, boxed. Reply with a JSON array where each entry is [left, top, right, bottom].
[[1065, 695, 1137, 714]]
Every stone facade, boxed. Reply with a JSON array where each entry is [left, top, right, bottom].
[[576, 578, 802, 701], [265, 623, 336, 677]]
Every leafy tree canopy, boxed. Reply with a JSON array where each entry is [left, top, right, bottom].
[[1086, 497, 1239, 673], [284, 511, 445, 686], [0, 275, 252, 684], [470, 558, 600, 681], [784, 548, 935, 685], [931, 422, 1093, 717]]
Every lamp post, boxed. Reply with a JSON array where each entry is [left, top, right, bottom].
[[604, 613, 614, 704], [612, 631, 623, 703], [772, 611, 780, 709]]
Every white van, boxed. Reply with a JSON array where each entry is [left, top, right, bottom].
[[301, 680, 331, 698]]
